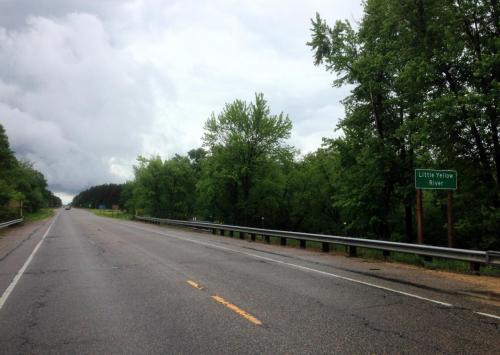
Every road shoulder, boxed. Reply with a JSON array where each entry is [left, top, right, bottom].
[[0, 217, 53, 296]]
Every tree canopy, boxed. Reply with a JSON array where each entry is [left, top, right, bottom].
[[72, 183, 123, 209], [0, 124, 61, 221], [308, 0, 499, 248]]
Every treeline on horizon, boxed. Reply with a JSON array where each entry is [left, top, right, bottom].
[[0, 124, 62, 221], [75, 0, 498, 250], [72, 184, 123, 209]]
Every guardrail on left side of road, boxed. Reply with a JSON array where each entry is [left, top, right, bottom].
[[0, 218, 24, 229]]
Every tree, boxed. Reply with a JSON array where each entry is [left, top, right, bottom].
[[199, 93, 293, 225], [308, 0, 500, 248], [0, 125, 17, 208], [308, 3, 419, 240], [0, 124, 58, 220], [72, 183, 123, 209], [126, 154, 198, 219], [282, 145, 341, 233]]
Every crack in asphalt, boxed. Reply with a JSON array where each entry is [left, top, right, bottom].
[[18, 287, 51, 353], [0, 225, 43, 263]]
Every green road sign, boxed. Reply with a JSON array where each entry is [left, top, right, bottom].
[[415, 169, 457, 190]]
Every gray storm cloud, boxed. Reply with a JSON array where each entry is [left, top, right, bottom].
[[0, 13, 159, 194]]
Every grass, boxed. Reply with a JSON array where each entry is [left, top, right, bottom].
[[90, 209, 133, 220], [24, 208, 55, 222], [353, 247, 474, 272]]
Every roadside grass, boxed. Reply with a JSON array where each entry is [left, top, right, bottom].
[[91, 209, 133, 220], [24, 208, 54, 222]]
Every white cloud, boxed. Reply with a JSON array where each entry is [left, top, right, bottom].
[[0, 0, 363, 197], [0, 13, 161, 194]]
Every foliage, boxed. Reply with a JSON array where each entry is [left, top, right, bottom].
[[72, 183, 123, 209], [308, 0, 500, 248], [126, 154, 198, 219], [24, 208, 55, 222], [90, 209, 132, 220], [199, 93, 293, 225], [0, 124, 61, 221]]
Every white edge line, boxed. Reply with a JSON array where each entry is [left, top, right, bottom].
[[0, 214, 59, 311], [124, 222, 453, 308], [474, 312, 500, 321]]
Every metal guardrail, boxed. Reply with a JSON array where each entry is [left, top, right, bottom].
[[0, 218, 24, 229], [134, 215, 500, 267]]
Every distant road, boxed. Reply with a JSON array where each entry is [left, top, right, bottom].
[[0, 209, 499, 354]]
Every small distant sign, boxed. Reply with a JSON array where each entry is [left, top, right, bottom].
[[98, 204, 106, 209], [415, 169, 457, 190]]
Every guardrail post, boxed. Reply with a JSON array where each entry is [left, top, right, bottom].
[[229, 230, 234, 237], [280, 237, 287, 246], [251, 233, 256, 241], [240, 232, 245, 240], [322, 242, 330, 252], [470, 262, 480, 274], [212, 228, 216, 235], [348, 246, 357, 257], [383, 250, 390, 259], [300, 240, 306, 248], [264, 235, 270, 243], [220, 229, 225, 236]]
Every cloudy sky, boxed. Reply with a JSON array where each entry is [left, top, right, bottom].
[[0, 0, 363, 203]]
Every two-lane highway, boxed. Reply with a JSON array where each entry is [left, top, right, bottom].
[[0, 209, 499, 354]]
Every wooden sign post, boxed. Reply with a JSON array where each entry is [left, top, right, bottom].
[[447, 191, 453, 248], [415, 169, 457, 246], [416, 189, 423, 244]]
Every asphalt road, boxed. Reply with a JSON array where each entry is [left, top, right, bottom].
[[0, 209, 499, 354]]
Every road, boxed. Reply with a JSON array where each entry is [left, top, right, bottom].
[[0, 209, 499, 354]]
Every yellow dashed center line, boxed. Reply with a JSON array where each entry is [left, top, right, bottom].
[[187, 280, 203, 290], [211, 295, 262, 326]]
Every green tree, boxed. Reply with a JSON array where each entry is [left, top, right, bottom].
[[0, 125, 17, 208], [282, 145, 341, 233], [72, 183, 123, 209], [309, 0, 500, 248], [199, 93, 293, 225], [127, 154, 198, 219], [15, 161, 48, 213], [309, 3, 419, 240], [0, 124, 58, 219]]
